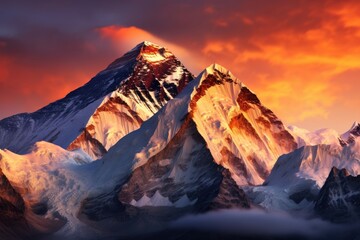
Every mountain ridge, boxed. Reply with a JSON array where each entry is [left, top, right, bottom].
[[0, 41, 194, 159], [0, 41, 359, 239]]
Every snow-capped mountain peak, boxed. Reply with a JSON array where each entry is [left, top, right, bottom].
[[137, 41, 174, 62], [340, 121, 360, 146], [106, 40, 174, 71], [97, 63, 297, 188], [287, 125, 341, 147], [0, 42, 194, 159], [188, 64, 297, 185], [201, 63, 240, 82]]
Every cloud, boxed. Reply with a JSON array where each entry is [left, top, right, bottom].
[[0, 28, 118, 118], [1, 0, 360, 131], [329, 2, 360, 29], [182, 1, 360, 130], [202, 41, 235, 54], [169, 209, 358, 239]]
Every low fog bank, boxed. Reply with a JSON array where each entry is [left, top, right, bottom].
[[29, 209, 360, 240], [166, 209, 360, 240]]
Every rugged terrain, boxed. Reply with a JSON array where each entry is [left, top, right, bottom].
[[0, 42, 359, 239]]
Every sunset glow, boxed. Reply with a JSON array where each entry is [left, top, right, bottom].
[[1, 0, 359, 132]]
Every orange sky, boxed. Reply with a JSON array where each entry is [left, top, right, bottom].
[[0, 0, 359, 132]]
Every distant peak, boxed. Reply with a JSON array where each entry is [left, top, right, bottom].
[[340, 121, 360, 145], [350, 121, 360, 131], [345, 121, 360, 136]]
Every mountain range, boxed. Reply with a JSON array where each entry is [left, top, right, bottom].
[[0, 41, 359, 240]]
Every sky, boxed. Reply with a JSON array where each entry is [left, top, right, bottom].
[[0, 0, 359, 132]]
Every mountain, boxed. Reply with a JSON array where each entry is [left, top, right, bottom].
[[0, 63, 298, 238], [0, 41, 194, 159], [93, 63, 298, 187], [4, 40, 356, 239], [0, 166, 65, 239], [0, 141, 95, 236], [340, 122, 360, 146], [287, 122, 360, 148], [287, 125, 340, 147], [263, 136, 360, 205], [80, 63, 297, 223], [315, 167, 360, 222]]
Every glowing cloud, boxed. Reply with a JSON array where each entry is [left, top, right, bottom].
[[1, 1, 360, 132]]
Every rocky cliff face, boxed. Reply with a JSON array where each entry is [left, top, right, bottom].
[[118, 118, 250, 212], [0, 168, 25, 221], [315, 167, 360, 222]]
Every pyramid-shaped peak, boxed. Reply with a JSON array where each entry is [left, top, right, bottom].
[[132, 40, 163, 50], [141, 40, 161, 47], [106, 41, 175, 70], [137, 41, 174, 60], [205, 63, 231, 75], [199, 63, 241, 86]]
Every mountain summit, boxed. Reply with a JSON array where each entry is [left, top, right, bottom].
[[0, 41, 194, 159], [340, 121, 360, 146]]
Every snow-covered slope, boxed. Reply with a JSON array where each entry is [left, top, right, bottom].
[[287, 125, 340, 147], [264, 138, 360, 203], [0, 142, 92, 234], [0, 142, 94, 236], [0, 41, 193, 159], [288, 121, 360, 149]]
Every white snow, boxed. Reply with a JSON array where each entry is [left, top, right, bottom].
[[287, 125, 340, 147], [139, 41, 174, 63], [244, 185, 314, 212], [164, 65, 184, 84], [130, 191, 197, 208], [130, 191, 172, 207], [265, 138, 360, 193], [0, 142, 95, 236]]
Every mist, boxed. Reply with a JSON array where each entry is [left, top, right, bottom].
[[167, 209, 360, 240]]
